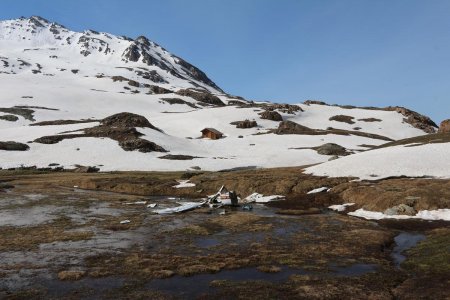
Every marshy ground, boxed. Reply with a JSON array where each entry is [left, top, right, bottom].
[[0, 170, 448, 299]]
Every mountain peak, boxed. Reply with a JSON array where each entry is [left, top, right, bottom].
[[0, 16, 223, 93]]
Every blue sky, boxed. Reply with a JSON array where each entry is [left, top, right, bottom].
[[1, 0, 449, 123]]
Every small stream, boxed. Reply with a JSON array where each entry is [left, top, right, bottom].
[[391, 232, 426, 266]]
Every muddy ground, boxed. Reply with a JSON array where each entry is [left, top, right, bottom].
[[0, 169, 448, 299]]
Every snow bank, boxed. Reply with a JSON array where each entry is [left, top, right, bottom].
[[328, 203, 355, 212], [244, 193, 285, 203], [349, 208, 450, 221], [307, 187, 329, 194], [305, 143, 450, 180]]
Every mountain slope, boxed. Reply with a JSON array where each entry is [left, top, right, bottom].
[[0, 16, 443, 173]]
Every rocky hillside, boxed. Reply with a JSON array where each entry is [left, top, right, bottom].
[[0, 16, 444, 174]]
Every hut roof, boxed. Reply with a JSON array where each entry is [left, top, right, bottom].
[[201, 128, 223, 135]]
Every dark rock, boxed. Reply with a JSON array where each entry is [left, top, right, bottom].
[[159, 154, 199, 160], [111, 76, 141, 87], [31, 119, 98, 126], [385, 106, 438, 133], [304, 100, 327, 106], [0, 141, 30, 151], [161, 98, 197, 108], [358, 118, 382, 122], [227, 100, 248, 106], [175, 89, 225, 106], [35, 135, 81, 144], [275, 121, 316, 134], [438, 119, 450, 133], [149, 85, 172, 94], [119, 138, 167, 153], [329, 115, 355, 124], [0, 107, 35, 121], [259, 110, 282, 121], [74, 166, 99, 173], [0, 115, 19, 122], [33, 113, 167, 153], [122, 43, 141, 62], [136, 70, 168, 84], [230, 120, 257, 128], [314, 143, 348, 156], [262, 103, 303, 114], [174, 57, 223, 93], [101, 112, 160, 130]]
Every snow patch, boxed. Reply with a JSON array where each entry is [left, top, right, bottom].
[[173, 180, 196, 188], [328, 203, 355, 212], [349, 208, 450, 221], [307, 187, 329, 194]]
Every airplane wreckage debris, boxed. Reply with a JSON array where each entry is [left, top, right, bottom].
[[152, 185, 286, 215]]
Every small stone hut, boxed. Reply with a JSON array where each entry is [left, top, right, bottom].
[[201, 128, 223, 140]]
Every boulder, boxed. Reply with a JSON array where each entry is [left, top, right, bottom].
[[0, 115, 19, 122], [275, 121, 316, 134], [0, 141, 30, 151], [314, 143, 348, 156], [230, 120, 257, 128], [259, 110, 282, 121], [384, 204, 417, 216], [119, 138, 167, 153], [438, 119, 450, 133], [329, 115, 355, 124], [101, 112, 160, 131]]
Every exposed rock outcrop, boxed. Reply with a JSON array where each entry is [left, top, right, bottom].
[[304, 100, 327, 106], [101, 112, 161, 131], [161, 98, 197, 108], [230, 120, 258, 129], [275, 121, 393, 141], [0, 141, 30, 151], [259, 110, 283, 121], [385, 106, 438, 133], [175, 89, 225, 106], [262, 104, 303, 114], [329, 115, 355, 124], [275, 121, 316, 134], [384, 204, 417, 216], [0, 107, 35, 121], [34, 112, 167, 153], [314, 143, 348, 156], [119, 138, 167, 153], [148, 85, 172, 94], [358, 118, 382, 122], [438, 119, 450, 133], [158, 154, 200, 160], [0, 115, 19, 122]]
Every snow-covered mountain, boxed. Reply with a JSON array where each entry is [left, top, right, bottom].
[[0, 16, 222, 92], [0, 16, 446, 175]]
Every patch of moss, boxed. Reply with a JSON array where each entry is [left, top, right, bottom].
[[402, 228, 450, 274], [0, 216, 93, 251]]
